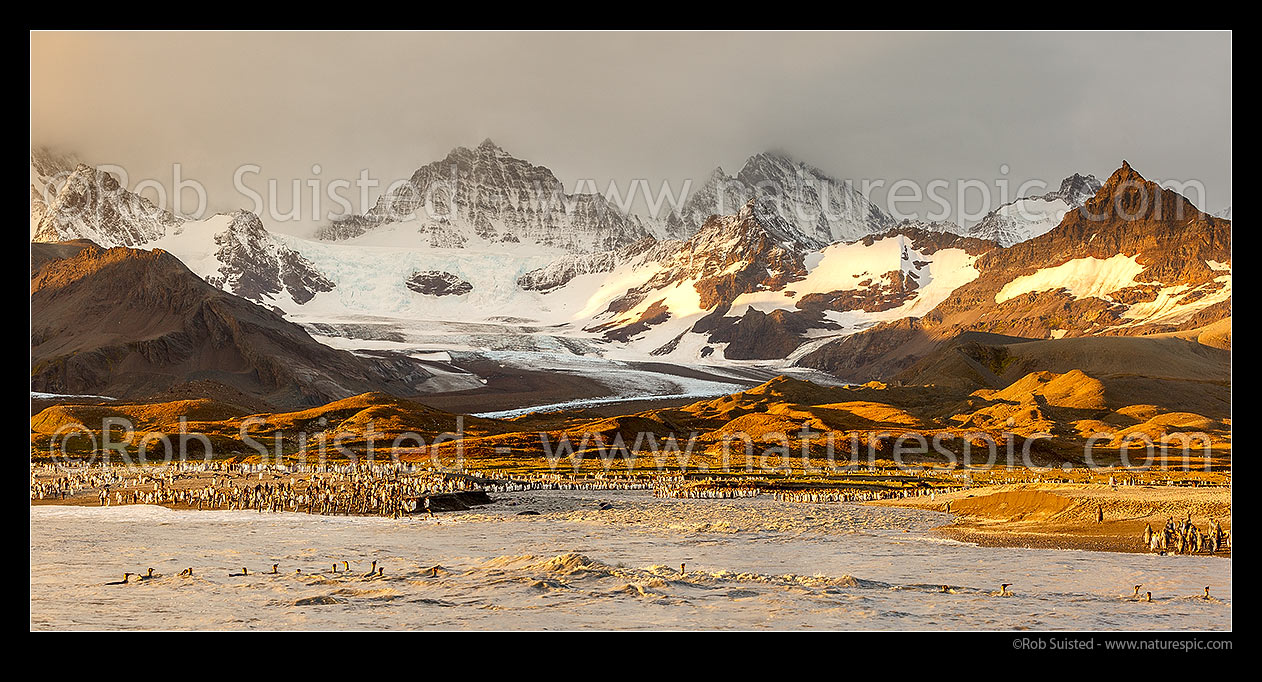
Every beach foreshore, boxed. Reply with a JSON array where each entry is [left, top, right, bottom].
[[31, 464, 1230, 556], [871, 483, 1231, 555]]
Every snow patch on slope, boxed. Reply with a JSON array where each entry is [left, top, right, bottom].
[[728, 236, 980, 320], [995, 255, 1146, 304], [148, 214, 234, 281], [995, 254, 1232, 328], [1118, 277, 1233, 327]]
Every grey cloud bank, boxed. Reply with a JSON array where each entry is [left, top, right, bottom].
[[30, 31, 1232, 232]]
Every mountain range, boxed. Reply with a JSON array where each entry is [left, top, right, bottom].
[[30, 143, 1231, 407], [798, 162, 1232, 380], [32, 153, 332, 308]]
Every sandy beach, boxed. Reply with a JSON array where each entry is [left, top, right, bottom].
[[872, 483, 1231, 555], [31, 489, 1234, 630], [33, 464, 1231, 557]]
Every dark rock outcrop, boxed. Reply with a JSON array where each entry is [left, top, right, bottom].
[[698, 307, 833, 360], [207, 210, 334, 305], [406, 270, 473, 296]]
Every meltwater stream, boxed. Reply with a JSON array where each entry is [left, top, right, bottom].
[[30, 491, 1231, 630]]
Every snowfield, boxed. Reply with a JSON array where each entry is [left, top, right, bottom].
[[995, 255, 1233, 329], [1118, 276, 1233, 327], [253, 223, 941, 400], [728, 235, 979, 323], [996, 254, 1147, 304], [272, 227, 992, 368], [977, 196, 1073, 246], [148, 214, 236, 285]]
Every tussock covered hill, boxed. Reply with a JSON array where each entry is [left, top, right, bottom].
[[33, 373, 1229, 464]]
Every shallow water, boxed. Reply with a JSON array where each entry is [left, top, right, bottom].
[[30, 491, 1231, 630]]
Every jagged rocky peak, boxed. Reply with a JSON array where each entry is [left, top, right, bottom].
[[205, 210, 335, 306], [933, 161, 1228, 339], [1076, 161, 1221, 232], [1052, 172, 1103, 205], [736, 150, 827, 187], [665, 198, 810, 281], [1081, 161, 1164, 218], [221, 209, 267, 237], [316, 140, 652, 252], [524, 198, 810, 302], [967, 171, 1104, 247], [669, 151, 893, 248], [893, 217, 966, 237], [477, 137, 506, 153], [31, 147, 81, 180], [32, 163, 181, 247], [694, 197, 803, 252], [31, 148, 85, 234], [597, 198, 811, 327], [795, 162, 1232, 381], [29, 153, 334, 307], [1098, 160, 1150, 193]]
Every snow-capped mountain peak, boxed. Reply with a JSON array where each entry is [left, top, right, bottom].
[[667, 151, 894, 248], [32, 163, 181, 247], [204, 210, 334, 305], [967, 172, 1103, 247], [31, 148, 85, 236], [568, 198, 811, 351], [477, 138, 507, 154], [30, 152, 333, 307], [1054, 172, 1103, 206], [315, 141, 652, 253]]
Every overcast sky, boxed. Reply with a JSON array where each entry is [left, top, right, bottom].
[[31, 31, 1232, 233]]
